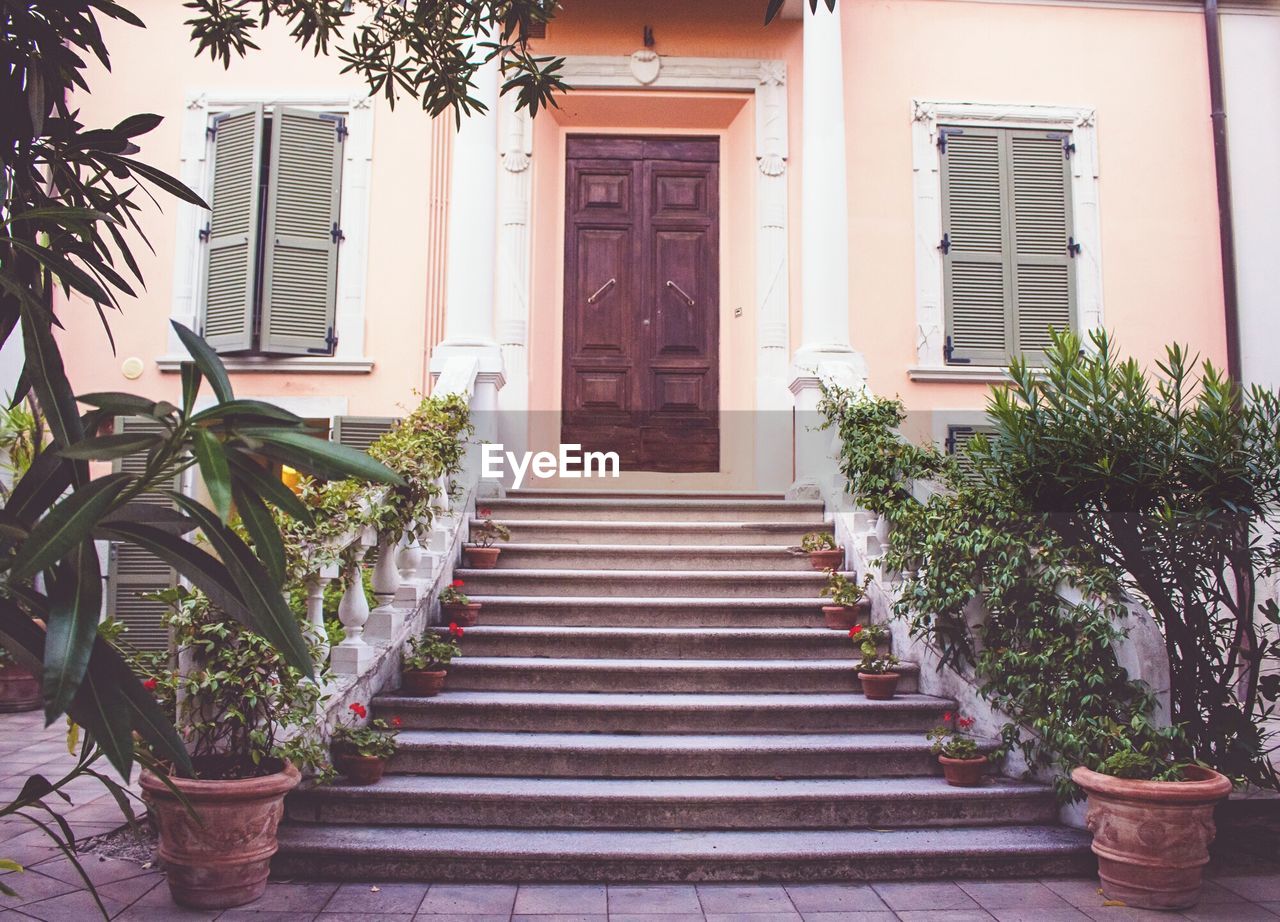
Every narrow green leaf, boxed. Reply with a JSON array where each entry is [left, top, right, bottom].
[[7, 450, 74, 527], [171, 495, 313, 677], [171, 322, 232, 403], [180, 362, 202, 415], [75, 392, 158, 416], [190, 399, 303, 427], [237, 427, 405, 486], [42, 543, 103, 723], [9, 474, 129, 583], [226, 450, 313, 524], [21, 307, 85, 465], [232, 484, 286, 585], [190, 429, 232, 522], [60, 433, 162, 461]]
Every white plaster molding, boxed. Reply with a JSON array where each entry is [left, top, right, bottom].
[[911, 99, 1104, 371], [169, 90, 375, 367], [156, 355, 374, 374], [907, 365, 1013, 383], [192, 394, 349, 418]]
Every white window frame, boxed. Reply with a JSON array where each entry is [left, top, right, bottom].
[[158, 91, 375, 374], [909, 100, 1103, 383]]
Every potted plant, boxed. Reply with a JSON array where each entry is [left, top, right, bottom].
[[401, 626, 462, 696], [849, 624, 900, 699], [821, 570, 871, 630], [1072, 741, 1232, 910], [440, 578, 481, 625], [137, 587, 331, 910], [464, 509, 510, 568], [330, 702, 400, 785], [0, 646, 40, 713], [800, 531, 844, 571], [927, 712, 988, 786]]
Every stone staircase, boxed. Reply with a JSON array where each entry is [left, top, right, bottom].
[[276, 490, 1092, 881]]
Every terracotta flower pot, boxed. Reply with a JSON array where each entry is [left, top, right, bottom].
[[822, 598, 870, 630], [939, 754, 988, 787], [808, 548, 844, 571], [140, 761, 300, 910], [858, 671, 900, 700], [331, 747, 388, 786], [1072, 764, 1232, 910], [0, 663, 42, 713], [463, 546, 501, 569], [401, 669, 447, 697], [442, 602, 481, 626]]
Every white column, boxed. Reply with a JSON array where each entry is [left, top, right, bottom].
[[790, 2, 867, 497], [496, 95, 533, 466]]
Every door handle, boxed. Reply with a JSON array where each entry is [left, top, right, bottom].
[[666, 280, 696, 307], [586, 278, 616, 304]]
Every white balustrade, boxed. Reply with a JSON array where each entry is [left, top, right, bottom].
[[304, 563, 340, 666], [330, 528, 376, 674], [366, 531, 405, 642]]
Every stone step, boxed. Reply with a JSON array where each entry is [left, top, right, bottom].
[[493, 519, 831, 547], [440, 657, 916, 694], [491, 543, 819, 571], [437, 625, 859, 660], [273, 823, 1095, 882], [457, 569, 829, 599], [374, 691, 948, 734], [468, 596, 831, 628], [287, 775, 1059, 830], [482, 497, 826, 523]]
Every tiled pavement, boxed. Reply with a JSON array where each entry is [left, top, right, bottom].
[[4, 710, 1280, 921]]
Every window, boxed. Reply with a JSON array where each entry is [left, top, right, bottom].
[[944, 422, 998, 480], [939, 125, 1077, 366], [202, 105, 346, 356]]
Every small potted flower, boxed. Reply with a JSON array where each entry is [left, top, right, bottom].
[[849, 624, 900, 699], [0, 645, 41, 713], [1072, 736, 1230, 910], [927, 712, 988, 786], [800, 531, 843, 571], [464, 510, 510, 568], [821, 570, 871, 630], [401, 628, 462, 697], [440, 578, 481, 625], [330, 703, 400, 785]]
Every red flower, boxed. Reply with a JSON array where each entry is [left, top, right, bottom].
[[452, 579, 465, 588], [958, 716, 975, 729], [848, 625, 863, 637], [943, 711, 953, 723], [143, 677, 158, 691], [478, 508, 492, 518], [448, 622, 465, 637], [349, 702, 368, 719], [391, 716, 403, 728]]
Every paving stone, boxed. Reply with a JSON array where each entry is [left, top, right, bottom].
[[871, 881, 979, 911], [320, 914, 414, 922], [0, 869, 78, 907], [785, 884, 887, 912], [412, 915, 509, 922], [1214, 876, 1280, 903], [799, 913, 898, 922], [989, 909, 1092, 922], [607, 914, 705, 922], [511, 915, 606, 922], [896, 912, 996, 922], [33, 853, 156, 888], [218, 913, 320, 922], [1079, 908, 1187, 922], [607, 884, 701, 914], [956, 880, 1075, 910], [8, 887, 127, 920], [248, 882, 338, 912], [326, 883, 429, 914], [697, 884, 794, 913], [514, 884, 607, 914], [419, 884, 517, 914], [704, 913, 802, 922], [1039, 878, 1108, 908], [1180, 904, 1279, 921]]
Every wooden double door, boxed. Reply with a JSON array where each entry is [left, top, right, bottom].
[[562, 135, 720, 473]]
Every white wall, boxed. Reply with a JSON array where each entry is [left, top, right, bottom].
[[1223, 12, 1280, 391]]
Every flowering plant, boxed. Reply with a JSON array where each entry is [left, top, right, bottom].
[[849, 624, 899, 675], [823, 570, 870, 608], [403, 631, 461, 672], [469, 512, 511, 548], [331, 703, 400, 760], [927, 712, 984, 760], [440, 578, 470, 605], [800, 531, 838, 552]]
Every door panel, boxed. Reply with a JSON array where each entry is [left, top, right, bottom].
[[563, 136, 720, 473]]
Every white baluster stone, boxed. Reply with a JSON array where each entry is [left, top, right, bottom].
[[304, 563, 340, 666], [330, 537, 374, 674], [366, 532, 405, 642]]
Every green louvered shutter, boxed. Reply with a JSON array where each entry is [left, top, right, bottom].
[[942, 128, 1012, 366], [203, 106, 264, 353], [1009, 130, 1076, 360], [106, 418, 180, 653], [331, 417, 399, 454], [259, 107, 345, 355], [945, 423, 998, 481]]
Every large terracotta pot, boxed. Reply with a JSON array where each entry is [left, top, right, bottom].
[[141, 761, 300, 910], [463, 546, 501, 569], [442, 602, 481, 626], [331, 747, 387, 786], [1072, 764, 1233, 910], [858, 671, 900, 700], [0, 663, 41, 713], [401, 669, 446, 697], [940, 754, 988, 787], [808, 548, 844, 571], [822, 598, 870, 630]]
